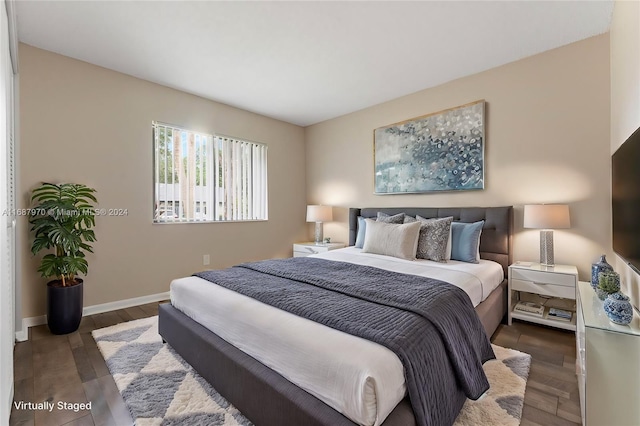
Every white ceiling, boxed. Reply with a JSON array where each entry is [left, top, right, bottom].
[[16, 1, 613, 127]]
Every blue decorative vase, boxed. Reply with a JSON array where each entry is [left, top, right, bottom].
[[603, 292, 634, 325], [591, 255, 613, 290]]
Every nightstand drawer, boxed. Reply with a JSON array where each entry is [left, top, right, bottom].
[[293, 244, 329, 255], [511, 268, 576, 287], [293, 242, 345, 258], [511, 278, 575, 299]]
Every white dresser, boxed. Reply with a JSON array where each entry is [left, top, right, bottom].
[[293, 242, 345, 257], [576, 281, 640, 425]]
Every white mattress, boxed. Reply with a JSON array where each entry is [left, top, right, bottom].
[[170, 248, 504, 426]]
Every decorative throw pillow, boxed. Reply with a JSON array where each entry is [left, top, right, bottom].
[[414, 216, 454, 262], [376, 212, 405, 224], [451, 220, 485, 263], [355, 216, 367, 248], [406, 215, 453, 259], [355, 213, 404, 248], [362, 219, 421, 260]]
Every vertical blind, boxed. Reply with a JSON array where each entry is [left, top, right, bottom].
[[153, 122, 268, 223]]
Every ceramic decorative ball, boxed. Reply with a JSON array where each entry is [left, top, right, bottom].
[[597, 271, 620, 300], [603, 292, 634, 325]]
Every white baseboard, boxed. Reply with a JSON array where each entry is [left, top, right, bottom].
[[82, 291, 170, 316], [14, 330, 27, 342], [14, 291, 170, 342], [14, 316, 45, 342]]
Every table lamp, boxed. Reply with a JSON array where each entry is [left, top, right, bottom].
[[306, 205, 332, 245], [523, 204, 570, 266]]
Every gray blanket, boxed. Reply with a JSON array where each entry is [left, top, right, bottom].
[[195, 257, 494, 426]]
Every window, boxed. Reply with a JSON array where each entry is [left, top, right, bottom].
[[153, 122, 268, 223]]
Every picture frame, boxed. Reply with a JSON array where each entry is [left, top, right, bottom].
[[373, 100, 485, 194]]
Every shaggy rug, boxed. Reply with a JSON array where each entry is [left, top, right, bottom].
[[93, 317, 531, 426]]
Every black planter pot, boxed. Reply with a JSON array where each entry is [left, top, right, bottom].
[[47, 279, 83, 335]]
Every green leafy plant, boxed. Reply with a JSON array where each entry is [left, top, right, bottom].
[[29, 183, 97, 286], [598, 271, 621, 295]]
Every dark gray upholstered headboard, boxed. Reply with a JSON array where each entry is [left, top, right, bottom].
[[349, 206, 513, 276]]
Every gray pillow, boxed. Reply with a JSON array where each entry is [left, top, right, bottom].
[[408, 215, 452, 259], [376, 212, 405, 224], [414, 216, 454, 262], [362, 219, 421, 260]]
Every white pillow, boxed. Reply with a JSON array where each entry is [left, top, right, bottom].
[[362, 219, 421, 260]]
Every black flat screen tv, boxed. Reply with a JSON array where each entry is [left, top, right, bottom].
[[612, 125, 640, 274]]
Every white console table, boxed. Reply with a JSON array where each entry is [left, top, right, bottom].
[[576, 281, 640, 425]]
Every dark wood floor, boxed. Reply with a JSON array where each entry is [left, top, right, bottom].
[[10, 305, 580, 426], [493, 321, 581, 426], [10, 302, 164, 426]]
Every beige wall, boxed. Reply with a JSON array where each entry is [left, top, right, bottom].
[[610, 1, 640, 307], [306, 35, 611, 281], [19, 43, 307, 318]]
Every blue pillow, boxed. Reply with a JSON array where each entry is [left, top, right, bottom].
[[451, 220, 484, 263], [355, 216, 367, 248]]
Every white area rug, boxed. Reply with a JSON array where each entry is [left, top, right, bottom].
[[93, 316, 530, 425]]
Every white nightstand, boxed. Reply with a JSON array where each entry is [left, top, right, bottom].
[[508, 262, 578, 331], [293, 242, 345, 257]]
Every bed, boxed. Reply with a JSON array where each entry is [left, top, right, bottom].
[[159, 206, 513, 426]]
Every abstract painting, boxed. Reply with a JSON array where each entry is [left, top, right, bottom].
[[374, 100, 485, 194]]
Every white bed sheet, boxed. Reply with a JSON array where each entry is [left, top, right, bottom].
[[170, 249, 504, 426], [314, 247, 504, 307]]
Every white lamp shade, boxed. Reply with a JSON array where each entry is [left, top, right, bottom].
[[523, 204, 570, 229], [306, 205, 332, 222]]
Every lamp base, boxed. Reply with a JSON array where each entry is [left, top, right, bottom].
[[314, 222, 324, 245], [540, 230, 555, 266]]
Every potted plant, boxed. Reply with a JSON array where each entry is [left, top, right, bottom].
[[597, 271, 621, 301], [29, 183, 97, 334]]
